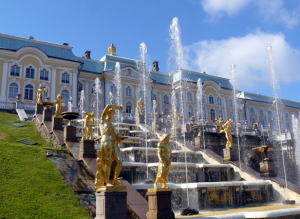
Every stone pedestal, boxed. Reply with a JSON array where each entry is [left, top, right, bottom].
[[223, 148, 238, 163], [260, 159, 276, 177], [43, 108, 52, 122], [146, 189, 175, 219], [35, 103, 43, 114], [52, 117, 63, 131], [79, 140, 95, 158], [194, 135, 202, 151], [95, 191, 127, 219], [64, 125, 77, 142], [136, 114, 145, 124]]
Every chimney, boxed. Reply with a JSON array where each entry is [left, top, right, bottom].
[[85, 51, 91, 59], [152, 61, 159, 71], [63, 43, 69, 46]]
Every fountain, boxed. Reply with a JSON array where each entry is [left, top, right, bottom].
[[61, 111, 79, 142], [94, 78, 102, 139], [195, 78, 206, 151], [79, 90, 85, 134], [292, 115, 300, 185], [114, 63, 121, 130], [42, 101, 54, 122]]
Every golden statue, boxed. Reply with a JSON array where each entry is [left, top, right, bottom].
[[220, 119, 232, 148], [108, 43, 117, 56], [94, 104, 124, 188], [216, 117, 224, 132], [154, 133, 172, 189], [53, 94, 64, 117], [36, 84, 48, 104], [253, 122, 258, 131], [172, 108, 182, 129], [82, 111, 95, 140], [136, 98, 143, 115]]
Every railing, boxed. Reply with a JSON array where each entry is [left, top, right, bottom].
[[16, 102, 35, 110], [0, 101, 15, 110]]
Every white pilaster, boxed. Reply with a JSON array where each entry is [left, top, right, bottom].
[[159, 91, 162, 114], [51, 67, 57, 101], [119, 83, 123, 106], [85, 80, 89, 109], [72, 70, 78, 107], [105, 80, 110, 106], [183, 90, 187, 120], [223, 96, 228, 121], [0, 60, 9, 102]]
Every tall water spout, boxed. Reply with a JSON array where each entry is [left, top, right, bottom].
[[79, 90, 85, 134], [171, 90, 177, 141], [94, 78, 102, 138], [230, 63, 242, 169], [292, 115, 300, 185], [152, 100, 157, 130], [197, 78, 206, 151], [114, 62, 121, 130], [266, 43, 289, 199], [68, 97, 73, 112]]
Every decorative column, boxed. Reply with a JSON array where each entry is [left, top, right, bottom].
[[105, 80, 110, 106], [223, 95, 228, 121], [72, 70, 78, 107], [51, 67, 57, 101], [0, 59, 9, 102], [85, 80, 89, 110]]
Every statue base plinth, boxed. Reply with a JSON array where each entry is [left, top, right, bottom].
[[95, 191, 127, 219], [79, 140, 95, 158], [96, 185, 127, 192], [136, 114, 145, 124], [35, 103, 43, 114], [146, 189, 175, 219], [52, 117, 63, 131], [64, 125, 77, 142], [223, 148, 238, 163], [43, 108, 52, 122], [260, 159, 276, 178], [282, 200, 295, 205], [194, 135, 202, 151]]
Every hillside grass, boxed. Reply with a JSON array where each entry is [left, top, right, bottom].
[[0, 112, 91, 219]]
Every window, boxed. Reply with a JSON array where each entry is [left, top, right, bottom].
[[91, 85, 95, 94], [111, 84, 117, 94], [126, 86, 132, 96], [40, 69, 49, 80], [217, 97, 222, 106], [218, 110, 223, 119], [10, 65, 20, 76], [78, 82, 83, 92], [61, 90, 70, 102], [230, 111, 234, 119], [61, 72, 70, 83], [268, 111, 272, 116], [250, 108, 254, 114], [125, 102, 132, 113], [228, 99, 233, 107], [209, 95, 214, 104], [285, 113, 288, 119], [251, 118, 256, 126], [187, 92, 192, 101], [202, 96, 206, 103], [259, 109, 264, 116], [164, 108, 170, 115], [25, 66, 35, 78], [203, 108, 207, 119], [152, 94, 157, 101], [164, 95, 169, 104], [43, 87, 48, 101], [188, 106, 194, 118], [9, 83, 18, 98], [210, 109, 215, 120], [24, 84, 34, 100]]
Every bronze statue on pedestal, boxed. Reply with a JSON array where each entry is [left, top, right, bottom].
[[36, 84, 48, 104], [220, 119, 233, 148], [82, 111, 95, 140], [53, 94, 64, 118]]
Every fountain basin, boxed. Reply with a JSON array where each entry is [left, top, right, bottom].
[[61, 112, 79, 121], [42, 101, 54, 109]]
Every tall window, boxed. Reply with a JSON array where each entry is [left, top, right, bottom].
[[10, 65, 20, 76], [24, 84, 34, 100], [111, 84, 117, 94], [202, 95, 206, 103], [152, 94, 157, 101], [209, 95, 214, 104], [285, 113, 289, 119], [78, 82, 83, 92], [251, 118, 256, 126], [218, 110, 223, 119], [230, 111, 234, 119], [91, 85, 95, 94], [187, 92, 192, 101], [217, 97, 222, 106], [40, 69, 49, 80], [9, 83, 18, 98], [203, 108, 207, 119], [188, 106, 194, 118], [228, 99, 233, 107], [268, 111, 272, 116], [259, 109, 264, 116], [61, 72, 70, 83], [126, 86, 132, 96], [164, 108, 170, 115], [164, 95, 169, 104], [250, 108, 254, 114], [62, 90, 70, 102], [125, 102, 132, 113], [210, 109, 215, 120], [25, 66, 35, 78]]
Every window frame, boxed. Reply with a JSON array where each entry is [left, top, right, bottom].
[[10, 65, 20, 77], [61, 72, 70, 83], [24, 84, 34, 100], [209, 95, 214, 105], [8, 83, 18, 98], [164, 95, 169, 104], [25, 66, 35, 79], [125, 86, 132, 97], [210, 108, 216, 120], [39, 69, 49, 80]]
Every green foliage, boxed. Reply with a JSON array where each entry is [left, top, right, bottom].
[[0, 112, 91, 219]]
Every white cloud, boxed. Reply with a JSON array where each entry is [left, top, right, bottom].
[[183, 31, 300, 90]]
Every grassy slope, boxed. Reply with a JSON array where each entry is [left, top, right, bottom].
[[0, 112, 91, 219]]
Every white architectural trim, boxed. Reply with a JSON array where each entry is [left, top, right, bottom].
[[51, 67, 57, 101], [8, 61, 22, 78], [0, 59, 9, 101], [23, 63, 37, 80], [23, 81, 36, 102]]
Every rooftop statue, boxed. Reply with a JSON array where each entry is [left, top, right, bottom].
[[108, 43, 117, 56], [82, 111, 95, 140], [220, 119, 233, 149], [154, 133, 172, 189], [53, 94, 64, 117], [136, 98, 143, 115], [94, 104, 125, 188], [36, 84, 48, 104]]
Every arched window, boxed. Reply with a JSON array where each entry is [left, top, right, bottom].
[[111, 84, 117, 94], [25, 66, 35, 78], [259, 109, 264, 116], [218, 110, 223, 119], [209, 95, 214, 104], [268, 111, 272, 116], [164, 95, 169, 104], [217, 97, 222, 106], [125, 101, 132, 113], [9, 83, 18, 98], [188, 106, 194, 118], [40, 69, 49, 80], [24, 84, 34, 100], [230, 111, 234, 120], [10, 65, 20, 76], [78, 82, 83, 92], [210, 109, 215, 120], [62, 90, 70, 102], [126, 86, 132, 96], [187, 92, 192, 101], [202, 96, 206, 103], [250, 108, 254, 114], [228, 99, 233, 107], [164, 108, 170, 115], [61, 72, 70, 83], [152, 94, 157, 101]]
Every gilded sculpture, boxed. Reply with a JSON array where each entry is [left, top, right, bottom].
[[136, 98, 143, 115], [220, 119, 233, 149], [94, 104, 125, 189], [82, 111, 95, 140], [53, 94, 64, 117], [154, 133, 172, 189], [216, 117, 224, 132], [108, 43, 117, 56], [172, 108, 182, 129], [36, 84, 48, 104]]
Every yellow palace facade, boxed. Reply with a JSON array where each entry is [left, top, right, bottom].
[[0, 33, 299, 131]]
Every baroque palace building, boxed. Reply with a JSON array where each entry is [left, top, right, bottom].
[[0, 33, 300, 131]]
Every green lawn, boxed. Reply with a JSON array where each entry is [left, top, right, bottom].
[[0, 112, 91, 219]]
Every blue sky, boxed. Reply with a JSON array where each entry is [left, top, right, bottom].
[[1, 0, 300, 103]]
